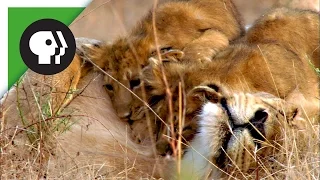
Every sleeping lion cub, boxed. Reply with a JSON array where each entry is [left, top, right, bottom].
[[81, 0, 244, 120], [129, 7, 319, 168]]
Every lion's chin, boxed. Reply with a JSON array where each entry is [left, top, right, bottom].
[[224, 129, 257, 173]]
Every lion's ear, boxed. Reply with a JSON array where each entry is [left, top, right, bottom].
[[76, 37, 103, 60], [185, 84, 224, 113], [285, 106, 306, 130], [255, 92, 306, 130], [75, 37, 110, 70]]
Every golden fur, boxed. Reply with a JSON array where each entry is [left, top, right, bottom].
[[245, 8, 319, 68], [83, 0, 244, 119], [129, 7, 319, 167], [1, 54, 308, 179], [0, 45, 312, 179], [0, 54, 165, 179], [1, 6, 319, 180], [180, 91, 303, 179]]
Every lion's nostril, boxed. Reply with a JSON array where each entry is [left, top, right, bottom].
[[253, 109, 268, 124], [128, 119, 134, 125], [246, 109, 268, 145]]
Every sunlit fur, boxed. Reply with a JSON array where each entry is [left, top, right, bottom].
[[0, 55, 165, 178], [1, 7, 319, 180], [82, 0, 244, 120], [181, 92, 301, 179], [129, 7, 319, 164]]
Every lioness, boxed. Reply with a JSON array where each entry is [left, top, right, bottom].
[[2, 11, 318, 177], [82, 0, 244, 120], [129, 7, 319, 165], [0, 56, 304, 179]]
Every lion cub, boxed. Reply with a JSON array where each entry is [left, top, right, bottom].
[[83, 0, 244, 120], [129, 7, 319, 157]]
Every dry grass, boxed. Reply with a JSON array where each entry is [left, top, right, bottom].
[[225, 121, 320, 179], [1, 71, 163, 179], [1, 71, 319, 179]]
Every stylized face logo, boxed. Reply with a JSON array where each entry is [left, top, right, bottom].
[[20, 19, 76, 75], [29, 31, 68, 65]]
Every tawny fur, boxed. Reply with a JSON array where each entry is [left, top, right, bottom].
[[180, 92, 303, 179], [1, 6, 318, 180], [0, 55, 166, 179], [83, 0, 244, 120], [129, 7, 319, 166]]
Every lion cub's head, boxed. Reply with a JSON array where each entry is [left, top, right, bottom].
[[80, 36, 153, 119], [80, 0, 244, 120]]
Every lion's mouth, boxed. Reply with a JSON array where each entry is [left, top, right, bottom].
[[215, 98, 267, 171], [216, 129, 259, 172], [216, 131, 232, 169]]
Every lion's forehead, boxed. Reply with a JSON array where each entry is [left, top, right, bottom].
[[105, 67, 141, 84], [110, 58, 140, 70], [110, 41, 150, 69]]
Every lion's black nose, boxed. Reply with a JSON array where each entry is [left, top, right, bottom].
[[247, 109, 268, 147], [251, 109, 268, 133]]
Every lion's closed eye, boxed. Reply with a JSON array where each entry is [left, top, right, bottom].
[[130, 79, 141, 89], [150, 47, 173, 57], [148, 95, 165, 106], [104, 84, 114, 91]]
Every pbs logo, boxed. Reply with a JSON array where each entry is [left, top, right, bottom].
[[20, 19, 76, 75]]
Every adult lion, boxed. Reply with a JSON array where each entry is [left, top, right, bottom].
[[127, 7, 320, 178], [1, 52, 315, 179], [0, 49, 166, 178], [1, 6, 319, 180]]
